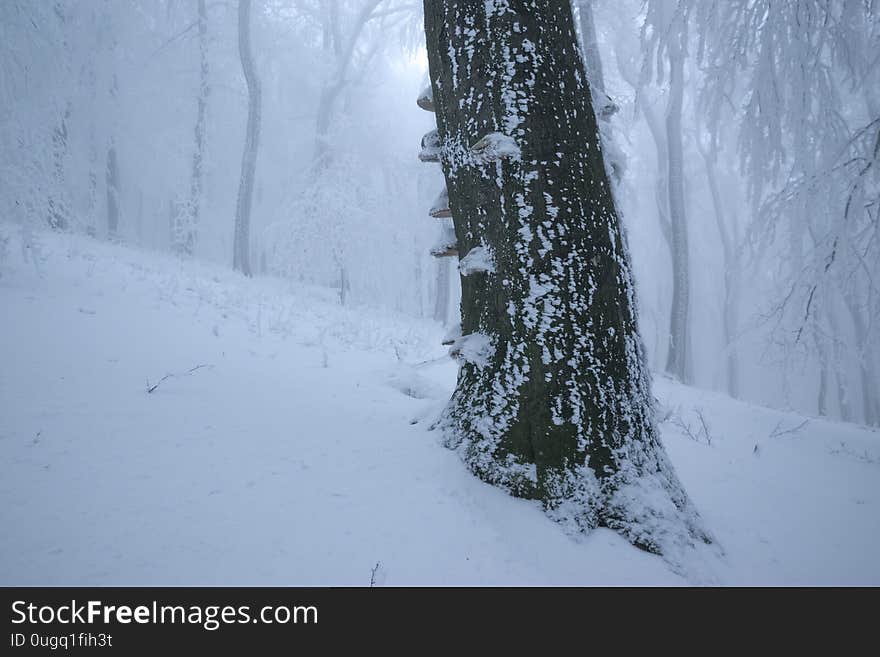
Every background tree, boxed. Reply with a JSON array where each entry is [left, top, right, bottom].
[[641, 0, 692, 384], [233, 0, 261, 276], [677, 0, 880, 425], [173, 0, 210, 256]]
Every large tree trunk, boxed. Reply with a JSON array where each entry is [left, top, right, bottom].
[[233, 0, 260, 277], [424, 0, 708, 559]]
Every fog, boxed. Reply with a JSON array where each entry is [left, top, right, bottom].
[[2, 0, 878, 426]]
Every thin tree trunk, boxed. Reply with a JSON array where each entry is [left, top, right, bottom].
[[664, 42, 691, 383], [817, 330, 830, 417], [233, 0, 260, 277], [425, 0, 708, 559], [106, 139, 120, 238], [179, 0, 209, 255], [843, 292, 880, 426], [47, 103, 71, 231], [699, 142, 740, 397], [575, 1, 605, 95], [85, 135, 98, 237], [433, 258, 449, 324], [618, 56, 682, 375]]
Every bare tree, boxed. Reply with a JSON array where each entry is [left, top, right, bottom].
[[233, 0, 261, 276], [642, 1, 692, 384], [173, 0, 209, 255], [47, 102, 71, 231]]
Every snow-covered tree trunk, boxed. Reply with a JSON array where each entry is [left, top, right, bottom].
[[177, 0, 209, 256], [424, 0, 709, 559], [47, 103, 71, 231], [233, 0, 260, 277]]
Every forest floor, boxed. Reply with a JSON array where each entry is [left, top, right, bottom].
[[1, 226, 879, 585]]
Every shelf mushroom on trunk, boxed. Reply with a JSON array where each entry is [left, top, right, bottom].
[[417, 81, 459, 340], [429, 186, 452, 219], [418, 129, 442, 162], [429, 222, 458, 258], [416, 83, 435, 112]]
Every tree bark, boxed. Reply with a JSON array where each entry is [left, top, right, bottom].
[[424, 0, 708, 558], [233, 0, 260, 277]]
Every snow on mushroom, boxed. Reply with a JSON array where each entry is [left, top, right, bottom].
[[468, 132, 520, 164], [458, 245, 495, 276]]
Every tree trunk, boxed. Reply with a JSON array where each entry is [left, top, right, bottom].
[[233, 0, 260, 277], [698, 142, 740, 398], [433, 257, 450, 324], [424, 0, 708, 559], [575, 1, 605, 95], [663, 42, 691, 383], [573, 1, 621, 186], [105, 139, 120, 238], [843, 292, 880, 426], [177, 0, 209, 255], [47, 103, 71, 231], [86, 137, 98, 237]]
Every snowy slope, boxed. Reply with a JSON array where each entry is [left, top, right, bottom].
[[1, 227, 878, 585]]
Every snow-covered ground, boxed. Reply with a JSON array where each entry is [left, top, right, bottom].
[[1, 227, 878, 585]]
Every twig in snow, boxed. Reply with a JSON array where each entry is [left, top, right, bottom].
[[695, 409, 713, 446], [146, 364, 211, 394], [769, 419, 809, 439], [370, 561, 381, 588], [411, 355, 450, 369], [667, 407, 713, 446]]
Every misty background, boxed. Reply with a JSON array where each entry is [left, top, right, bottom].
[[2, 0, 878, 427]]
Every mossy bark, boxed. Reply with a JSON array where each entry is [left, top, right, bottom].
[[424, 0, 709, 557]]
